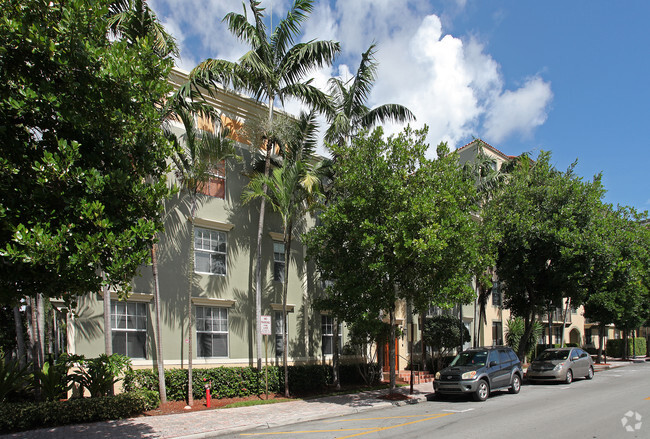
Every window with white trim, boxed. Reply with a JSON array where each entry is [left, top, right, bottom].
[[491, 281, 502, 307], [111, 302, 147, 358], [321, 315, 342, 355], [196, 306, 228, 357], [273, 242, 285, 283], [194, 227, 227, 275], [275, 311, 285, 356]]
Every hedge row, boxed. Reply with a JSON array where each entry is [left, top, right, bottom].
[[0, 389, 159, 433], [123, 363, 380, 401], [606, 338, 647, 358]]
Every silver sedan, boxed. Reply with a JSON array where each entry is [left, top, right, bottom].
[[527, 347, 594, 384]]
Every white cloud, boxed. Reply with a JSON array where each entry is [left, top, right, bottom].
[[151, 0, 553, 154], [484, 76, 553, 142]]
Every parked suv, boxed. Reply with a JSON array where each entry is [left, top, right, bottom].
[[433, 346, 523, 401]]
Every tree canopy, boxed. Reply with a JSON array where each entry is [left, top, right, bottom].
[[482, 152, 605, 357], [0, 0, 174, 304]]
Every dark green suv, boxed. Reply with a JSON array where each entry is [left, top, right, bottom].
[[433, 346, 523, 401]]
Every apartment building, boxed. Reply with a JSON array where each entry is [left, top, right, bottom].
[[67, 68, 344, 368]]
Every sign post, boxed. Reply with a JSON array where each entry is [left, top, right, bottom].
[[261, 315, 272, 399]]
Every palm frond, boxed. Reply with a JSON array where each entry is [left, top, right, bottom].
[[360, 104, 416, 129]]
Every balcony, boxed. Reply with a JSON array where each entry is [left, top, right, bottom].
[[540, 308, 572, 325]]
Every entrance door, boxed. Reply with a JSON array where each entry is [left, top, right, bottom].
[[383, 339, 399, 371]]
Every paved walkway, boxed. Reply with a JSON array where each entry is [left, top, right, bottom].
[[0, 382, 433, 439], [1, 359, 641, 439]]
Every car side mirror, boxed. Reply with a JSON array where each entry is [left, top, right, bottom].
[[570, 356, 579, 361], [489, 361, 498, 367]]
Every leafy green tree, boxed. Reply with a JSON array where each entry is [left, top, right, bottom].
[[583, 205, 650, 361], [189, 0, 339, 371], [242, 111, 324, 397], [324, 43, 414, 148], [168, 108, 239, 406], [422, 314, 470, 372], [306, 127, 480, 390], [0, 0, 174, 305], [505, 316, 543, 361], [483, 152, 605, 359]]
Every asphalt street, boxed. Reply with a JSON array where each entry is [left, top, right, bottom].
[[223, 363, 650, 439]]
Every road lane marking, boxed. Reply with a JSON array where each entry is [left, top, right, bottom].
[[323, 414, 445, 422], [443, 409, 475, 413], [645, 397, 650, 400], [336, 413, 453, 439], [240, 428, 377, 436]]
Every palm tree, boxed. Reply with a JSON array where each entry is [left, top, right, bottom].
[[242, 111, 324, 397], [105, 0, 177, 403], [189, 0, 339, 371], [168, 108, 240, 406], [107, 0, 177, 57], [324, 43, 415, 149]]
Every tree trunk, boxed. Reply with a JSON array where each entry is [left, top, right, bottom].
[[13, 305, 26, 367], [187, 215, 195, 407], [388, 307, 396, 392], [151, 241, 167, 403], [102, 275, 112, 356], [254, 99, 276, 371], [420, 311, 426, 371], [597, 324, 605, 364], [282, 230, 292, 398], [518, 312, 536, 361], [333, 316, 340, 390], [37, 294, 45, 362], [560, 298, 570, 347]]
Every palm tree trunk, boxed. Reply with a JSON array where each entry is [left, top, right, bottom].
[[13, 305, 26, 367], [37, 294, 45, 362], [187, 213, 195, 406], [151, 240, 167, 403], [254, 99, 276, 371], [282, 228, 292, 398], [102, 275, 112, 356]]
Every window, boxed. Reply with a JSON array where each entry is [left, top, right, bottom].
[[321, 315, 342, 355], [492, 321, 503, 346], [273, 242, 285, 283], [196, 306, 228, 357], [553, 326, 562, 344], [111, 302, 147, 358], [198, 162, 226, 199], [194, 227, 227, 275], [275, 311, 285, 356], [491, 281, 502, 307]]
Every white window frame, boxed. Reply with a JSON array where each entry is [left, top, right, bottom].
[[491, 281, 502, 307], [111, 302, 147, 359], [196, 306, 229, 358], [273, 242, 285, 283], [321, 315, 342, 355], [194, 227, 227, 276]]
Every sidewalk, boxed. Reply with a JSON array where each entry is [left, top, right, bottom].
[[0, 382, 434, 439]]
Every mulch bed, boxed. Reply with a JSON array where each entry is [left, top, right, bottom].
[[142, 393, 288, 416]]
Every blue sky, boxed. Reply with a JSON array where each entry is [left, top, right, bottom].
[[150, 0, 649, 212]]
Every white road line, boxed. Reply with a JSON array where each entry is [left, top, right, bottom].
[[442, 409, 475, 413]]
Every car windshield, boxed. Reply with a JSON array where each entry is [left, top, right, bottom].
[[450, 350, 488, 367], [535, 350, 570, 361]]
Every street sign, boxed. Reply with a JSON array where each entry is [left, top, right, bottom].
[[261, 315, 272, 335]]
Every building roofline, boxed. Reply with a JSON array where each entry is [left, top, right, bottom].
[[456, 138, 512, 161]]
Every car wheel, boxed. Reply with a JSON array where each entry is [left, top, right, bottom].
[[473, 380, 490, 401], [586, 366, 594, 380], [509, 374, 521, 394], [565, 369, 573, 384]]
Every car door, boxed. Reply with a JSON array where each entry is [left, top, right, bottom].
[[568, 348, 583, 376], [486, 350, 502, 388]]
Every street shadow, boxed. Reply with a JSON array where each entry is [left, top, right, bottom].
[[4, 420, 157, 439]]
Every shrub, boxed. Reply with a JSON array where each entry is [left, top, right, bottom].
[[70, 354, 132, 397], [0, 389, 159, 433], [606, 338, 647, 358], [0, 355, 32, 403]]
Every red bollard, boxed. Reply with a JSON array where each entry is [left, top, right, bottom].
[[206, 386, 211, 408]]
